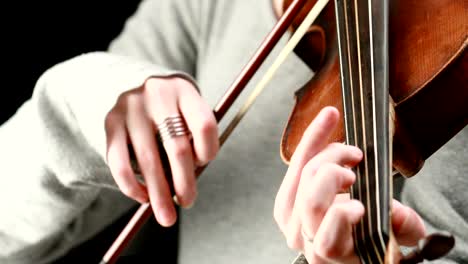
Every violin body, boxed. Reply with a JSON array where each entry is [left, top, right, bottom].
[[280, 0, 468, 177]]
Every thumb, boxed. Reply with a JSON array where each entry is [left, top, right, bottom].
[[392, 200, 426, 246]]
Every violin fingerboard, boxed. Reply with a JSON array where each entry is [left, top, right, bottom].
[[334, 0, 391, 263]]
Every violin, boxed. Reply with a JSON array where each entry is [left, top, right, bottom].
[[280, 0, 467, 263]]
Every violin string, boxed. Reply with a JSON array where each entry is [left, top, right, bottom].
[[353, 0, 386, 261], [219, 0, 330, 145], [335, 0, 360, 260], [353, 0, 381, 262], [335, 0, 367, 261], [367, 0, 388, 258]]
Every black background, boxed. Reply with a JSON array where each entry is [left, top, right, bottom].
[[2, 2, 180, 262], [2, 0, 141, 124]]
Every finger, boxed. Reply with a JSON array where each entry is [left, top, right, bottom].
[[304, 142, 362, 193], [177, 80, 219, 166], [306, 142, 363, 175], [279, 142, 361, 245], [275, 107, 340, 226], [144, 79, 197, 208], [126, 95, 176, 227], [161, 136, 196, 208], [298, 163, 356, 242], [307, 200, 364, 264], [105, 110, 149, 204], [282, 163, 356, 251], [392, 200, 426, 246], [283, 205, 304, 251], [282, 142, 361, 244]]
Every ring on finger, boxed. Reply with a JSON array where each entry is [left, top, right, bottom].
[[157, 115, 191, 142]]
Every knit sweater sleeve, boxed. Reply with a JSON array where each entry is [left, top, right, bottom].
[[0, 0, 201, 262]]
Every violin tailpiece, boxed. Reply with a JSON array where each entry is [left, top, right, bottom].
[[400, 232, 455, 264]]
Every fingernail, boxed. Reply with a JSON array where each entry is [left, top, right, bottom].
[[174, 193, 196, 209], [184, 199, 195, 209], [186, 189, 197, 209]]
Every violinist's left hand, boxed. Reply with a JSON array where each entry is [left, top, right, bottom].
[[274, 107, 426, 263]]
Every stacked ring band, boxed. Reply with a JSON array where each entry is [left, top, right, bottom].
[[156, 115, 191, 142]]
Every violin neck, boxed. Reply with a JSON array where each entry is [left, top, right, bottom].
[[334, 0, 392, 263]]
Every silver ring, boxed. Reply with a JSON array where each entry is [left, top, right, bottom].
[[301, 228, 314, 243], [156, 115, 191, 143]]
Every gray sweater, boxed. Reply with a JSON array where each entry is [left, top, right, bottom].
[[0, 0, 466, 263]]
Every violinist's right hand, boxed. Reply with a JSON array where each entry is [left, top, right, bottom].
[[104, 76, 219, 227]]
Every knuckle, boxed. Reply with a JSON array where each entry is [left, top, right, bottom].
[[144, 77, 164, 89], [105, 110, 121, 130], [176, 78, 193, 89], [329, 142, 344, 150], [198, 116, 218, 135], [123, 91, 142, 106], [114, 90, 129, 105], [120, 185, 141, 200], [317, 163, 354, 189], [322, 162, 341, 172], [175, 77, 197, 93], [172, 142, 192, 159], [315, 236, 341, 260], [316, 162, 342, 178], [328, 204, 348, 222], [326, 142, 346, 155], [144, 79, 171, 99], [343, 168, 356, 182], [308, 199, 328, 217], [301, 161, 318, 178]]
